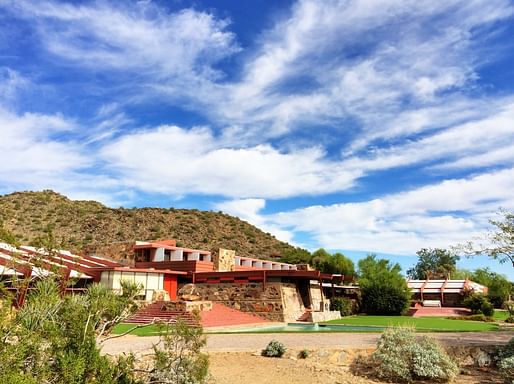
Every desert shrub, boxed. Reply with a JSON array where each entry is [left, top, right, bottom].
[[463, 293, 495, 317], [298, 350, 309, 359], [262, 340, 286, 358], [495, 337, 514, 363], [151, 319, 209, 384], [498, 356, 514, 383], [371, 327, 458, 382], [330, 297, 353, 316]]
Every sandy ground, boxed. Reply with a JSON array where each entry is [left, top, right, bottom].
[[206, 352, 503, 384], [101, 331, 514, 355]]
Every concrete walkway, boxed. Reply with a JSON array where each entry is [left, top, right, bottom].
[[100, 331, 514, 355]]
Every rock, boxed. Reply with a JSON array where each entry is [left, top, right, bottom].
[[474, 350, 492, 367], [152, 289, 170, 302], [178, 284, 201, 301]]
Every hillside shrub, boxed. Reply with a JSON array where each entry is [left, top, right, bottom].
[[463, 293, 495, 317], [371, 327, 458, 382], [330, 297, 354, 316], [262, 340, 286, 358]]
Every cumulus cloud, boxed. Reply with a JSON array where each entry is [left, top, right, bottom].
[[100, 125, 361, 198], [268, 168, 514, 254]]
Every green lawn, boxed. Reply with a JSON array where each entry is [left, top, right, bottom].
[[112, 323, 171, 336], [494, 310, 509, 321], [324, 315, 500, 332]]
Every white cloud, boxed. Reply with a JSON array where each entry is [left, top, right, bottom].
[[101, 124, 362, 199], [4, 1, 239, 80], [268, 168, 514, 254], [215, 198, 294, 244]]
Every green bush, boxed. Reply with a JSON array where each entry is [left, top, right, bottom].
[[371, 327, 458, 382], [298, 350, 309, 359], [361, 284, 410, 315], [330, 297, 353, 316], [261, 340, 286, 358], [358, 255, 411, 315], [463, 293, 495, 317]]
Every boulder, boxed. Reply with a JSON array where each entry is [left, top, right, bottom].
[[178, 284, 201, 301], [152, 289, 170, 302]]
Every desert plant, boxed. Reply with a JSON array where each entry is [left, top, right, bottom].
[[150, 317, 209, 384], [371, 327, 458, 382], [261, 340, 286, 358], [298, 349, 309, 359], [498, 356, 514, 383]]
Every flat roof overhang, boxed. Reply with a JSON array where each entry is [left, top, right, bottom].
[[189, 269, 348, 282], [99, 267, 187, 275]]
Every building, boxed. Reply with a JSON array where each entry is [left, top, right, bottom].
[[1, 240, 352, 322], [407, 279, 488, 307]]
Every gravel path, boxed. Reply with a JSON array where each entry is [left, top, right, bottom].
[[100, 331, 514, 355]]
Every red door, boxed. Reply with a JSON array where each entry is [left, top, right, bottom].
[[163, 275, 177, 300]]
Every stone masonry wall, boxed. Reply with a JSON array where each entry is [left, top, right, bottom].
[[182, 282, 304, 322], [214, 248, 236, 272], [280, 284, 305, 322]]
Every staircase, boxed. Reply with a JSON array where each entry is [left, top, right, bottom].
[[126, 301, 199, 326], [296, 309, 312, 322]]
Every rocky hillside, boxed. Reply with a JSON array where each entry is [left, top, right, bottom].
[[0, 190, 299, 261]]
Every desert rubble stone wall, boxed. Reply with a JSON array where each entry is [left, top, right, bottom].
[[181, 282, 305, 322]]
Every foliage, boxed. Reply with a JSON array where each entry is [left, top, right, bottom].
[[463, 293, 494, 317], [447, 314, 494, 322], [496, 338, 514, 383], [371, 327, 458, 383], [279, 248, 312, 265], [358, 255, 411, 315], [0, 278, 142, 384], [498, 356, 514, 383], [459, 209, 514, 267], [298, 350, 309, 359], [330, 297, 354, 316], [150, 318, 209, 384], [261, 340, 286, 358], [407, 248, 459, 279], [310, 248, 355, 276], [468, 268, 512, 308]]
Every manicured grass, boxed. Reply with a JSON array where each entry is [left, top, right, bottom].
[[112, 323, 170, 336], [324, 315, 500, 332], [494, 310, 509, 321]]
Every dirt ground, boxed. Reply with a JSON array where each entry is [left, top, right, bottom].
[[207, 352, 503, 384]]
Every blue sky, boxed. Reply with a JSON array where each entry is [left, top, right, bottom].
[[1, 0, 513, 279]]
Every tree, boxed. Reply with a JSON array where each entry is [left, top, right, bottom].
[[460, 210, 514, 267], [407, 248, 460, 279], [358, 255, 411, 315], [470, 268, 512, 308], [310, 248, 355, 276], [279, 247, 311, 265]]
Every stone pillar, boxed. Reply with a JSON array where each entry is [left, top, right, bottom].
[[214, 248, 236, 271]]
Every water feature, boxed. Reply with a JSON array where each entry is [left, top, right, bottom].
[[206, 323, 385, 333]]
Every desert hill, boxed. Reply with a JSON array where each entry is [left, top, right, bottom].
[[0, 190, 300, 261]]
